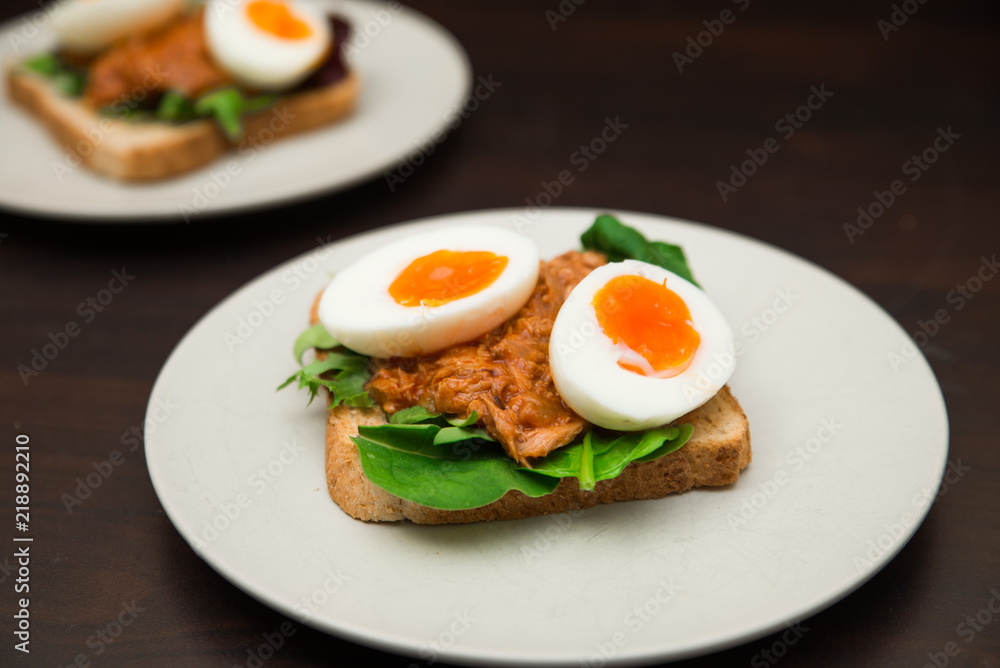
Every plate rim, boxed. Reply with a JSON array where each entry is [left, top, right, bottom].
[[0, 0, 472, 222], [144, 206, 951, 666]]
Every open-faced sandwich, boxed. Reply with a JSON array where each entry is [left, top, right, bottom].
[[281, 215, 751, 524], [6, 0, 358, 181]]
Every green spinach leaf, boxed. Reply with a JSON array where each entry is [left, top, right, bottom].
[[23, 53, 60, 77], [353, 428, 560, 510], [20, 52, 86, 97], [388, 405, 437, 424], [194, 88, 276, 142], [528, 425, 693, 490], [156, 90, 197, 123], [350, 408, 693, 508], [581, 214, 699, 286]]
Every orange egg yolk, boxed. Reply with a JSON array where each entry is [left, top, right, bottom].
[[389, 250, 508, 307], [247, 1, 312, 40], [593, 274, 700, 378]]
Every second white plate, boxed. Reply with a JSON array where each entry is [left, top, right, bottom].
[[145, 208, 949, 666], [0, 0, 471, 221]]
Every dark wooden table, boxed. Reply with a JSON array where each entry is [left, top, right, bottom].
[[2, 1, 998, 666]]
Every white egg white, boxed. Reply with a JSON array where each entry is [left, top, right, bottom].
[[318, 227, 541, 358], [50, 0, 185, 54], [549, 260, 736, 431], [204, 0, 331, 90]]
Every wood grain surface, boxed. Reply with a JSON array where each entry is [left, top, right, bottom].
[[0, 1, 997, 667]]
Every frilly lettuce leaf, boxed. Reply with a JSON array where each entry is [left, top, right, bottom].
[[278, 324, 372, 409]]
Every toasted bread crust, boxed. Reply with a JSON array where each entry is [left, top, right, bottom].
[[5, 69, 359, 181], [325, 385, 751, 525]]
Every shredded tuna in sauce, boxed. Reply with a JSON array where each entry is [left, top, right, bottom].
[[367, 250, 607, 465], [83, 10, 231, 109]]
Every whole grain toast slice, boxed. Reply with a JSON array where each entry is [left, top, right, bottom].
[[324, 385, 751, 525], [5, 69, 359, 181]]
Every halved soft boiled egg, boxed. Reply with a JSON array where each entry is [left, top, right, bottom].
[[50, 0, 186, 54], [550, 260, 736, 431], [205, 0, 332, 90], [318, 227, 540, 358]]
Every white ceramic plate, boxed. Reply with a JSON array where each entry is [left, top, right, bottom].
[[145, 208, 949, 666], [0, 0, 470, 221]]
